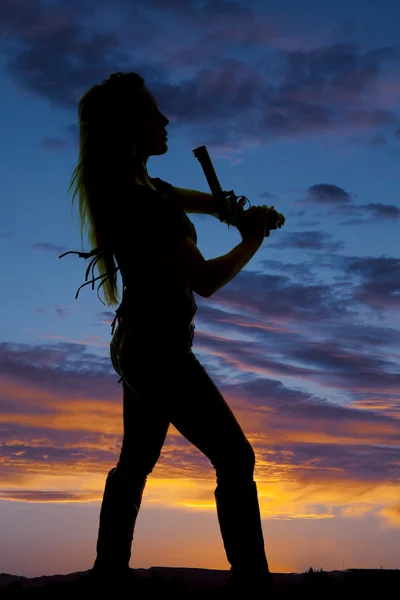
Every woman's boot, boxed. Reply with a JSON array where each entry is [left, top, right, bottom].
[[92, 467, 146, 575], [214, 480, 274, 593]]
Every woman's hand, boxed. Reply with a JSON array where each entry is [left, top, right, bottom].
[[262, 205, 285, 232], [236, 205, 274, 245], [236, 200, 285, 239]]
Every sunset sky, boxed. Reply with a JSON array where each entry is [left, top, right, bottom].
[[1, 0, 400, 579]]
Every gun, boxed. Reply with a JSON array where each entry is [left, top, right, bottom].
[[192, 145, 249, 228], [192, 145, 285, 234]]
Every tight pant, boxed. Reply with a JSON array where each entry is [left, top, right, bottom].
[[94, 319, 270, 582]]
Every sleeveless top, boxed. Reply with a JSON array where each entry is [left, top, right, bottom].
[[59, 176, 198, 341]]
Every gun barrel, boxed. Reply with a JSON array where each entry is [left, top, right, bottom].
[[192, 145, 230, 222], [192, 146, 224, 196]]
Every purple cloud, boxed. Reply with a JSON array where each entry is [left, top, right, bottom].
[[31, 243, 69, 254], [0, 490, 97, 502], [362, 203, 400, 219], [0, 249, 399, 496], [0, 0, 399, 506], [306, 184, 352, 205], [40, 137, 69, 150], [257, 442, 400, 485], [0, 2, 398, 146], [371, 134, 387, 145]]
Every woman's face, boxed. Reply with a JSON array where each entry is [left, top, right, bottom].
[[132, 87, 169, 158]]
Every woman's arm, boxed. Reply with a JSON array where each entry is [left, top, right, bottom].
[[169, 186, 220, 218]]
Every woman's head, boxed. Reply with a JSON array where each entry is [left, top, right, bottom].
[[68, 71, 168, 307], [80, 72, 169, 164]]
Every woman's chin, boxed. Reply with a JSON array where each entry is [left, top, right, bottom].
[[149, 140, 168, 156]]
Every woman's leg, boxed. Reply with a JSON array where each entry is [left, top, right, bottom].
[[93, 379, 170, 573], [122, 349, 271, 585]]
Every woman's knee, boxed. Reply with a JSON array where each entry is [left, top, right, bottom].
[[117, 451, 160, 479], [237, 441, 256, 474], [114, 460, 153, 485], [215, 439, 256, 483]]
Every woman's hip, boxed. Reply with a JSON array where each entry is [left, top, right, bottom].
[[110, 317, 195, 379]]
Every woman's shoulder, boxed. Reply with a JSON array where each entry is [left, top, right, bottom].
[[150, 176, 173, 192], [130, 177, 173, 203]]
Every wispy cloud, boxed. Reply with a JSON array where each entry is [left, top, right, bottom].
[[0, 242, 399, 523], [1, 1, 399, 151], [31, 243, 69, 254]]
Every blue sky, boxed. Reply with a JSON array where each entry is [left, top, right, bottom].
[[0, 0, 399, 578]]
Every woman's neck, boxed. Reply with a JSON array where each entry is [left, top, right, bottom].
[[133, 176, 155, 189], [132, 157, 152, 187]]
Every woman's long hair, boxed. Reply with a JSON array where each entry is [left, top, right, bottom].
[[68, 72, 145, 307]]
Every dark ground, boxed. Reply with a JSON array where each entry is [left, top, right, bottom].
[[0, 567, 398, 598]]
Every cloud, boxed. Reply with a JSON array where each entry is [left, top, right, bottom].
[[285, 180, 398, 226], [268, 230, 344, 253], [371, 134, 387, 145], [0, 273, 398, 521], [1, 241, 399, 503], [0, 2, 398, 148], [0, 490, 98, 503], [194, 258, 400, 391], [362, 203, 400, 220], [0, 341, 116, 398], [306, 184, 353, 205], [381, 504, 400, 526], [344, 256, 400, 311], [0, 1, 399, 525], [31, 242, 69, 254], [260, 191, 277, 200], [99, 310, 117, 324], [40, 137, 70, 150]]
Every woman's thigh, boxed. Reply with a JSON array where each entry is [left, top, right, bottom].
[[117, 380, 170, 476], [120, 348, 255, 482]]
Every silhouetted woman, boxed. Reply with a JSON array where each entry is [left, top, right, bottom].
[[66, 71, 278, 594]]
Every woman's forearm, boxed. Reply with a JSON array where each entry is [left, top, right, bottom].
[[204, 239, 262, 297]]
